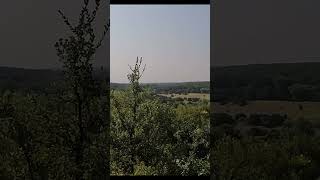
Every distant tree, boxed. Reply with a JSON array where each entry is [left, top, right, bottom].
[[175, 97, 184, 102], [289, 84, 316, 101], [273, 78, 291, 100], [298, 104, 303, 111]]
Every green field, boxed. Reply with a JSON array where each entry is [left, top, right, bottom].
[[212, 100, 320, 121], [158, 93, 210, 100]]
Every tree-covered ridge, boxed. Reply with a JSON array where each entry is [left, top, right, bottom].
[[0, 66, 209, 95], [0, 67, 63, 93], [0, 66, 109, 94], [212, 62, 320, 102]]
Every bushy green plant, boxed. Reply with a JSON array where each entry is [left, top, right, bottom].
[[111, 59, 210, 176]]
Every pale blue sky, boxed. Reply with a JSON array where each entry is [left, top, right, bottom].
[[111, 5, 210, 83]]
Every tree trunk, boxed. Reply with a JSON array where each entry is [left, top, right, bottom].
[[75, 87, 85, 180]]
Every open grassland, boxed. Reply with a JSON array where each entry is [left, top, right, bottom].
[[212, 100, 320, 121], [158, 93, 210, 100]]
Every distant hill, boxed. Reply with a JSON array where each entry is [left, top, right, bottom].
[[211, 62, 320, 101], [212, 62, 320, 84], [0, 66, 63, 92], [0, 66, 209, 94], [0, 66, 108, 93], [2, 62, 319, 100], [110, 81, 210, 94]]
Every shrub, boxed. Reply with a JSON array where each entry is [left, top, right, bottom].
[[246, 127, 269, 137], [247, 114, 263, 126], [212, 113, 235, 126], [261, 114, 286, 128], [235, 113, 247, 121]]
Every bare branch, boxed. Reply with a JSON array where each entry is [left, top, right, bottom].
[[128, 65, 134, 72], [95, 21, 109, 49], [139, 64, 146, 79], [58, 10, 75, 33]]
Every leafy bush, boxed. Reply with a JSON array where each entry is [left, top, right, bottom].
[[110, 59, 209, 176], [212, 134, 320, 180]]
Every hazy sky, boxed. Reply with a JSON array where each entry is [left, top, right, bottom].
[[213, 0, 320, 66], [2, 1, 320, 72], [111, 5, 210, 83], [0, 0, 109, 69]]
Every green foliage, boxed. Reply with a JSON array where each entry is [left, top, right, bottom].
[[133, 161, 158, 176], [212, 135, 320, 180], [0, 0, 110, 179], [111, 59, 209, 176], [212, 111, 320, 179]]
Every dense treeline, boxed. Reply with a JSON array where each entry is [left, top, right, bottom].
[[146, 82, 209, 94], [211, 112, 320, 179], [0, 67, 108, 95], [0, 67, 63, 94], [212, 63, 320, 102], [5, 62, 320, 101], [0, 89, 109, 179], [111, 82, 210, 94], [110, 58, 209, 175], [0, 67, 209, 95]]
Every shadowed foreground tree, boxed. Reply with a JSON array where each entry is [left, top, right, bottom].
[[54, 0, 110, 179], [0, 0, 110, 179]]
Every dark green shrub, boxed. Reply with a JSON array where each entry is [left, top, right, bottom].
[[246, 127, 269, 137], [235, 113, 247, 121], [247, 114, 263, 126], [261, 114, 286, 128], [212, 113, 235, 126]]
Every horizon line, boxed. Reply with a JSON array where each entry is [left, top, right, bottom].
[[111, 80, 210, 84], [212, 60, 320, 68], [2, 61, 320, 70]]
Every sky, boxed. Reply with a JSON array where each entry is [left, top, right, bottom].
[[110, 5, 210, 83], [1, 1, 320, 72], [213, 0, 320, 66], [0, 0, 109, 69]]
